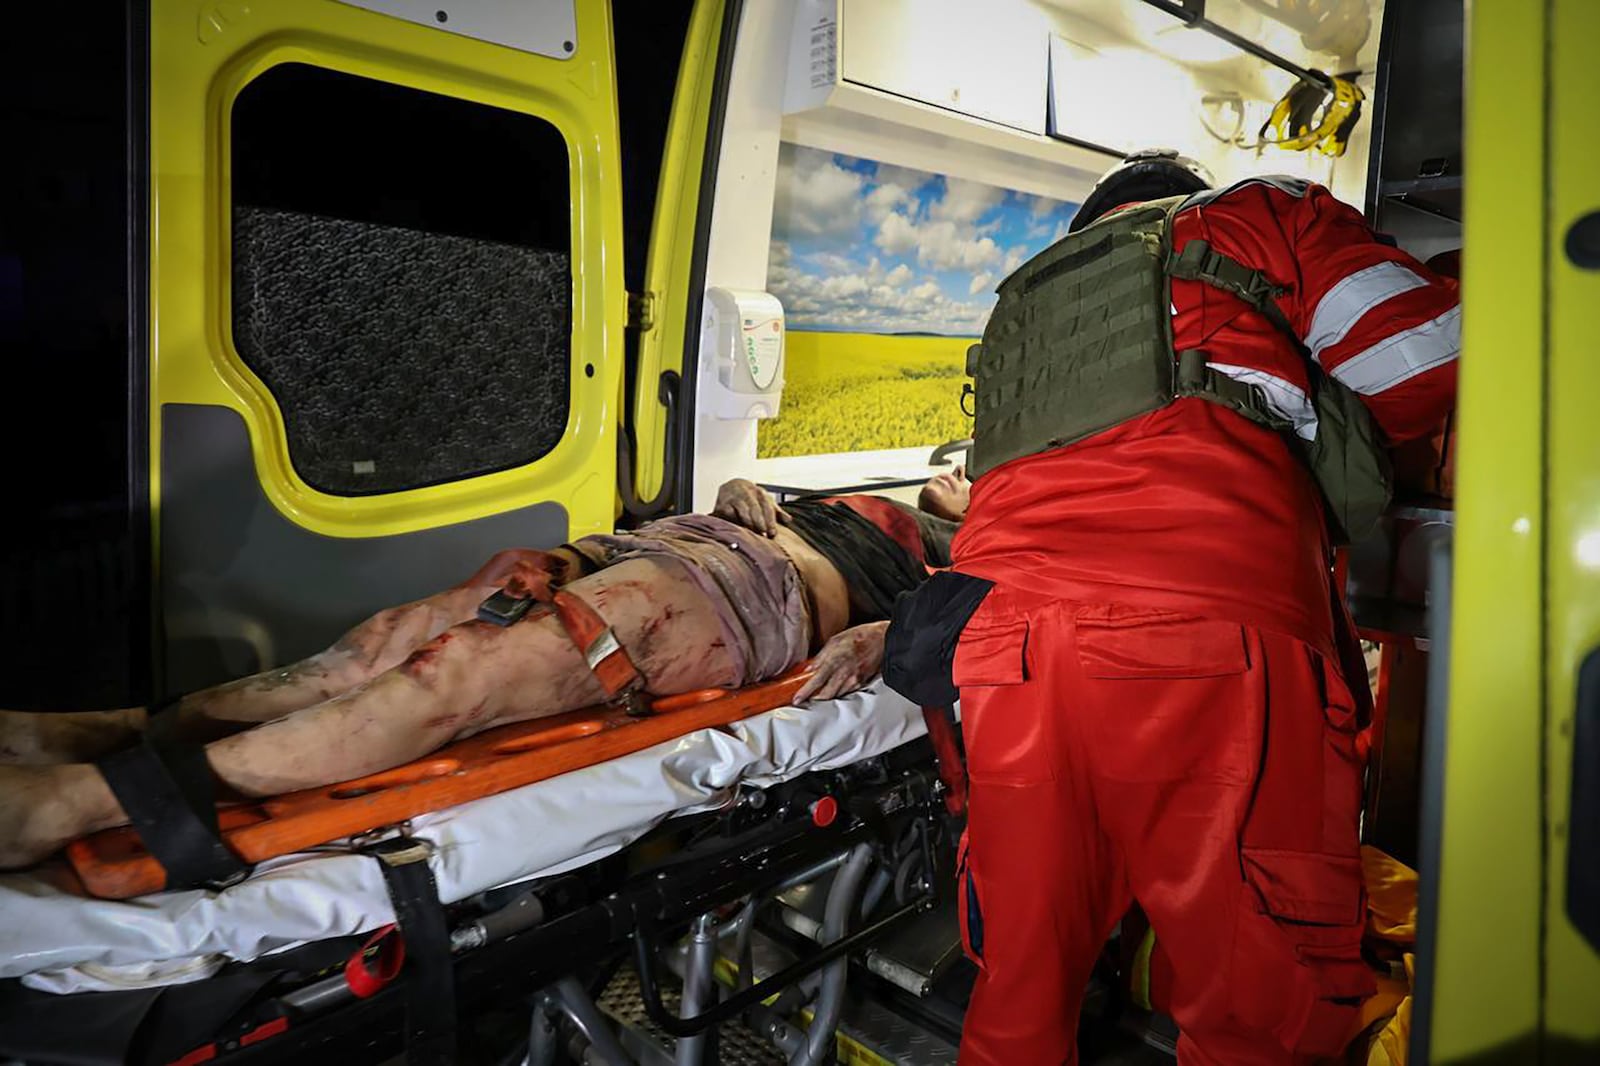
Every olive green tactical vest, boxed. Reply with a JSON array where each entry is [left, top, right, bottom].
[[964, 195, 1392, 545]]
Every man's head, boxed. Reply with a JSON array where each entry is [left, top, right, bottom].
[[919, 467, 971, 522], [1066, 149, 1214, 235]]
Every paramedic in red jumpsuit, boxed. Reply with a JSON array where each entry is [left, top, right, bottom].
[[949, 154, 1459, 1064]]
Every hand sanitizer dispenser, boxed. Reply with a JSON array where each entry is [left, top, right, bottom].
[[700, 288, 785, 420]]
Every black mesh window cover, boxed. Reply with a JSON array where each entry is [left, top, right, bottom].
[[230, 64, 573, 496]]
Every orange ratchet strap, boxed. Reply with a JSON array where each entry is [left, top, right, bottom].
[[477, 557, 647, 712], [552, 590, 644, 707]]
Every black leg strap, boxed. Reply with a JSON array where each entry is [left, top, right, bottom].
[[366, 836, 456, 1066], [96, 732, 251, 893]]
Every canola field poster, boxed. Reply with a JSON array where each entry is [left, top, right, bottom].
[[758, 143, 1080, 459]]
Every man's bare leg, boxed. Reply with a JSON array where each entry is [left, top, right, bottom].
[[0, 549, 573, 764], [0, 709, 150, 766], [0, 556, 740, 868]]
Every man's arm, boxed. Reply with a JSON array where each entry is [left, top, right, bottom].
[[794, 621, 889, 702], [1285, 184, 1461, 445], [711, 478, 790, 538]]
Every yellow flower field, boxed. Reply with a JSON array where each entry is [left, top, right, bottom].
[[757, 331, 975, 458]]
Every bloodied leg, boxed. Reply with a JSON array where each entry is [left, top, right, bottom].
[[0, 550, 579, 765], [0, 556, 742, 868]]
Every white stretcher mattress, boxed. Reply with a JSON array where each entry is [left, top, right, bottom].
[[0, 682, 928, 994]]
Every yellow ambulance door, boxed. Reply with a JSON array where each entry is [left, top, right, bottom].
[[148, 1, 624, 696], [1541, 0, 1600, 1054], [1426, 0, 1600, 1060]]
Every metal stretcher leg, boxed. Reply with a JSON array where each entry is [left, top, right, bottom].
[[675, 913, 719, 1066], [548, 976, 633, 1066], [792, 844, 872, 1066]]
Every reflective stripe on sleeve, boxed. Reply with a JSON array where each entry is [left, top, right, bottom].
[[1329, 304, 1462, 395], [1304, 262, 1430, 362]]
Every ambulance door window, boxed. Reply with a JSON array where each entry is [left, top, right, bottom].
[[230, 63, 572, 497]]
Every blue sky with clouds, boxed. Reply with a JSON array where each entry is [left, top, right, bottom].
[[767, 144, 1080, 337]]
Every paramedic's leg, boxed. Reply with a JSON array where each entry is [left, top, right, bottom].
[[0, 548, 579, 763], [955, 590, 1131, 1066], [0, 556, 736, 865], [1086, 623, 1371, 1064]]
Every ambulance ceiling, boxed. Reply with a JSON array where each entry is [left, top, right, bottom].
[[780, 0, 1385, 209], [1038, 0, 1385, 93]]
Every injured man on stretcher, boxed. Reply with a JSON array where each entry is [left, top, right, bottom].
[[0, 472, 969, 869]]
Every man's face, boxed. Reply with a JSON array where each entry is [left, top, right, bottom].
[[919, 467, 971, 522]]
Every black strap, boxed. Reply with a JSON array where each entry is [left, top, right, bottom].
[[96, 734, 251, 892], [367, 837, 456, 1066], [1169, 238, 1298, 338], [1167, 234, 1334, 402]]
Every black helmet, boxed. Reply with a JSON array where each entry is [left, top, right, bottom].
[[1067, 149, 1214, 234]]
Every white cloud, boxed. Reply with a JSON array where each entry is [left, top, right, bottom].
[[872, 212, 1002, 272], [767, 259, 996, 336], [968, 272, 994, 296], [864, 182, 910, 224], [916, 220, 1003, 271], [931, 177, 1005, 225], [808, 250, 859, 275], [873, 163, 932, 193], [1051, 220, 1073, 243], [1003, 245, 1029, 273], [772, 146, 867, 241], [874, 212, 921, 257]]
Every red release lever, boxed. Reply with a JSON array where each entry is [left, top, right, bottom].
[[344, 923, 406, 998]]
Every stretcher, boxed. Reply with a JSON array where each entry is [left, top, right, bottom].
[[0, 677, 967, 1066], [2, 678, 932, 987]]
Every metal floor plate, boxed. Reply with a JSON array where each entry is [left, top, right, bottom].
[[598, 968, 787, 1066], [596, 960, 962, 1066]]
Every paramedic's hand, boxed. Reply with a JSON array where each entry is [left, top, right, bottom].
[[796, 622, 889, 703], [713, 478, 790, 538]]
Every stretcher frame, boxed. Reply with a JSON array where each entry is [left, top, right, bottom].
[[172, 739, 956, 1066]]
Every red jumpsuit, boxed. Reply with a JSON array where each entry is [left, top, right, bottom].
[[950, 179, 1459, 1065]]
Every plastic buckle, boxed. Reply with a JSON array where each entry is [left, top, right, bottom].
[[478, 587, 537, 627]]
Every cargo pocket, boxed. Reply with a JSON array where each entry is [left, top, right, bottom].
[[952, 607, 1050, 783], [1230, 847, 1373, 1057], [1073, 605, 1252, 783], [956, 834, 986, 969]]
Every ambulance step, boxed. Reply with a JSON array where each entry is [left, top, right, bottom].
[[775, 877, 964, 997], [743, 928, 960, 1065]]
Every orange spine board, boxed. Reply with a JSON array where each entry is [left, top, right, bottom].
[[65, 666, 814, 900]]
